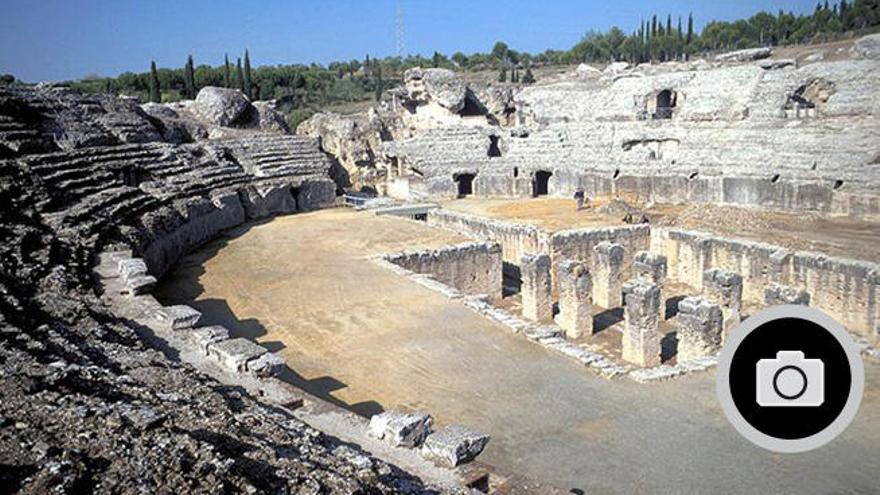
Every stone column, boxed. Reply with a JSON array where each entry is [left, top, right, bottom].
[[677, 296, 724, 361], [592, 241, 624, 309], [622, 280, 662, 367], [633, 251, 668, 319], [764, 283, 810, 306], [555, 260, 593, 339], [521, 253, 553, 322], [702, 268, 743, 341]]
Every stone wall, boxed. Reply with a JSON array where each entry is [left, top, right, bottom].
[[427, 210, 544, 266], [383, 242, 504, 301], [653, 227, 879, 340], [548, 225, 651, 283]]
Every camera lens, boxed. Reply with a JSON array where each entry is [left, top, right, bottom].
[[773, 365, 807, 400]]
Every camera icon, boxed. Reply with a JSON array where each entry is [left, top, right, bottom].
[[756, 351, 824, 407]]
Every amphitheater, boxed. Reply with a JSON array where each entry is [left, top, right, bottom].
[[2, 37, 880, 493]]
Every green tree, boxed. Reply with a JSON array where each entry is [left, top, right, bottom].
[[687, 13, 694, 44], [451, 52, 468, 67], [149, 61, 160, 103], [184, 55, 195, 98], [374, 64, 383, 101], [243, 50, 253, 99], [521, 64, 535, 84], [491, 41, 510, 62], [224, 54, 231, 88], [235, 58, 244, 92], [498, 65, 507, 82]]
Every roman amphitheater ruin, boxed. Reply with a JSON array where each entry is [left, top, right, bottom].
[[2, 35, 880, 493]]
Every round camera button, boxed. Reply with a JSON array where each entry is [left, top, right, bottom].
[[716, 305, 864, 453]]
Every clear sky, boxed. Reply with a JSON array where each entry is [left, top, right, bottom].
[[0, 0, 819, 82]]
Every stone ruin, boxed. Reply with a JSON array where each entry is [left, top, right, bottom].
[[2, 35, 880, 492]]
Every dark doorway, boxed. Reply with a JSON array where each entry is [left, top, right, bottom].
[[488, 136, 502, 157], [533, 170, 552, 197], [653, 89, 675, 119], [455, 173, 475, 198]]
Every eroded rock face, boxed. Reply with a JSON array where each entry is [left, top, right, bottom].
[[854, 33, 880, 60], [251, 100, 290, 133], [403, 68, 467, 112], [194, 86, 252, 126], [297, 111, 386, 190], [716, 47, 772, 63]]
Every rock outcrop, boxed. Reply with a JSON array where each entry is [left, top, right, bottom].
[[194, 86, 252, 126], [715, 47, 773, 62], [853, 33, 880, 60], [403, 68, 467, 113]]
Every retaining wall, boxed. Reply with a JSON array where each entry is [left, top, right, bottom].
[[383, 242, 504, 302], [427, 210, 544, 266], [653, 228, 880, 340], [548, 225, 652, 283]]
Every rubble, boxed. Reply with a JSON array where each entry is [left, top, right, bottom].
[[421, 425, 490, 467]]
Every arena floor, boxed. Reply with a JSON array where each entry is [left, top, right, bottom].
[[156, 206, 880, 492]]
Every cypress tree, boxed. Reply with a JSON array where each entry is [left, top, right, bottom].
[[149, 61, 160, 103], [666, 14, 672, 35], [184, 55, 195, 99], [374, 64, 383, 101], [224, 54, 231, 88], [498, 65, 507, 82], [243, 50, 253, 99], [651, 15, 657, 37], [235, 58, 244, 92], [677, 16, 683, 39], [687, 13, 694, 44]]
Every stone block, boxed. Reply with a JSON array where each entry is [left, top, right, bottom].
[[677, 296, 724, 361], [521, 253, 553, 322], [208, 337, 267, 373], [622, 280, 662, 367], [247, 352, 286, 377], [633, 251, 667, 318], [155, 305, 201, 331], [421, 425, 490, 467], [555, 260, 593, 339], [702, 268, 743, 340], [124, 274, 157, 296], [368, 410, 433, 448], [118, 258, 148, 281], [189, 325, 230, 355], [764, 283, 811, 306], [592, 241, 624, 308]]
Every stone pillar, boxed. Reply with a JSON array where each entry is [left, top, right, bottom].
[[764, 283, 810, 306], [521, 253, 552, 322], [677, 297, 724, 361], [702, 268, 743, 341], [592, 241, 624, 309], [633, 251, 668, 319], [622, 280, 662, 367], [555, 260, 593, 339]]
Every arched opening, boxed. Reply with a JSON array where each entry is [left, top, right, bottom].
[[653, 89, 676, 119], [533, 170, 552, 197], [454, 173, 476, 198], [488, 136, 502, 157]]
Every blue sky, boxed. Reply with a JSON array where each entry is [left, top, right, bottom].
[[0, 0, 819, 82]]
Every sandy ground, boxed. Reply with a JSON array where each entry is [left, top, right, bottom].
[[444, 197, 880, 262], [156, 208, 880, 493]]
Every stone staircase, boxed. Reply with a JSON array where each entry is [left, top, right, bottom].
[[211, 135, 332, 179]]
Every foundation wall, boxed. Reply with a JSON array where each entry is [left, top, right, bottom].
[[427, 210, 545, 266], [548, 225, 651, 284], [384, 242, 504, 301], [653, 228, 880, 340]]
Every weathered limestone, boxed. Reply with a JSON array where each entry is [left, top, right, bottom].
[[592, 242, 624, 309], [155, 305, 201, 331], [633, 251, 667, 318], [368, 411, 433, 448], [208, 337, 268, 373], [676, 297, 724, 361], [247, 352, 286, 378], [521, 253, 553, 322], [764, 283, 811, 306], [555, 260, 593, 339], [622, 280, 662, 367], [116, 258, 158, 295], [194, 86, 251, 126], [384, 242, 503, 301], [189, 325, 230, 355], [421, 425, 490, 467], [702, 268, 743, 340]]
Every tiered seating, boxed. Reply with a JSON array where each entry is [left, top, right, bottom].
[[211, 135, 331, 180], [0, 114, 48, 155], [388, 126, 497, 175]]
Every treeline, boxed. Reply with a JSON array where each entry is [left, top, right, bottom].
[[66, 0, 879, 127]]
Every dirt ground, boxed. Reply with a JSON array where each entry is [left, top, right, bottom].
[[444, 197, 880, 262], [156, 208, 880, 493]]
